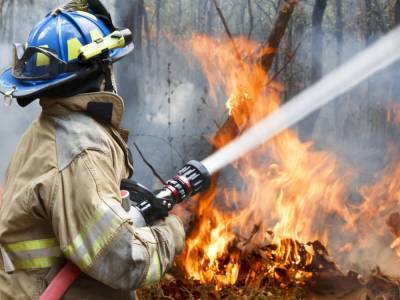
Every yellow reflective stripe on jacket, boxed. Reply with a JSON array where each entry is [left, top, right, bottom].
[[137, 227, 162, 285], [145, 252, 162, 285], [64, 208, 105, 257], [64, 203, 124, 270], [2, 238, 62, 270], [4, 238, 58, 252]]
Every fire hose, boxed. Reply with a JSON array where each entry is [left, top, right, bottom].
[[40, 25, 400, 299]]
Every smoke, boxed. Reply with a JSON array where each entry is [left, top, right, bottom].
[[0, 0, 55, 184], [0, 42, 41, 184], [118, 48, 218, 188]]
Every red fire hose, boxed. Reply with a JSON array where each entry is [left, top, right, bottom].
[[39, 262, 81, 300], [39, 192, 131, 300]]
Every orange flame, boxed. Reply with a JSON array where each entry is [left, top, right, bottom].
[[354, 143, 400, 260], [178, 35, 400, 288], [178, 35, 352, 288]]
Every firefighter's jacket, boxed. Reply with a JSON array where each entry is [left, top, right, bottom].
[[0, 92, 185, 299]]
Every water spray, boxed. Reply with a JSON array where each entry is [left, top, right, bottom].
[[124, 26, 400, 227], [202, 26, 400, 174]]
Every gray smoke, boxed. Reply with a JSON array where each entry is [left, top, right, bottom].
[[0, 41, 40, 183]]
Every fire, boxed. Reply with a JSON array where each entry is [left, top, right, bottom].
[[178, 35, 356, 289], [353, 143, 400, 261], [177, 34, 400, 289]]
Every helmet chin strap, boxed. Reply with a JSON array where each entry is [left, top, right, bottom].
[[100, 64, 117, 93]]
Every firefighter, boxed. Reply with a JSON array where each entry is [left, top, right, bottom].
[[0, 1, 188, 299]]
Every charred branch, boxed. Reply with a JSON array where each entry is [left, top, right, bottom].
[[261, 0, 298, 72]]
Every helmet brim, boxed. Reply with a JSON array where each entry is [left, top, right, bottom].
[[0, 43, 133, 106]]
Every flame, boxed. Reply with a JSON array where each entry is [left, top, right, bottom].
[[391, 238, 400, 256], [352, 143, 400, 260], [174, 34, 400, 288], [181, 182, 240, 290], [178, 35, 356, 288]]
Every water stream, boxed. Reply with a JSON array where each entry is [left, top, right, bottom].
[[202, 26, 400, 174]]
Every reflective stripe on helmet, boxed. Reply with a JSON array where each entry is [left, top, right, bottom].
[[64, 203, 124, 270], [67, 38, 83, 61], [36, 45, 50, 66], [2, 238, 62, 270]]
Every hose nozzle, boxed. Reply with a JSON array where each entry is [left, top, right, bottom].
[[122, 160, 211, 226], [163, 160, 211, 204]]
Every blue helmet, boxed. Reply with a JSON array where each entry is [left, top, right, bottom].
[[0, 0, 133, 106]]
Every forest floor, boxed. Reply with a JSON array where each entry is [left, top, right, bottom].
[[138, 240, 400, 300], [138, 269, 400, 300]]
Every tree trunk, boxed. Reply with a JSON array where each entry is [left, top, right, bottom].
[[176, 0, 182, 32], [261, 0, 298, 72], [334, 0, 344, 138], [285, 19, 294, 100], [247, 0, 254, 38], [191, 0, 196, 29], [335, 0, 343, 66], [240, 0, 246, 34], [206, 0, 214, 35], [395, 0, 400, 23], [118, 0, 141, 105], [197, 0, 202, 31], [299, 0, 327, 140], [143, 2, 152, 72], [197, 0, 209, 33], [311, 0, 327, 83], [155, 0, 161, 76], [134, 0, 144, 70], [0, 0, 6, 34], [364, 0, 373, 46]]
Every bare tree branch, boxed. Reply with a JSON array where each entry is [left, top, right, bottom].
[[133, 142, 166, 185], [211, 0, 243, 63]]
